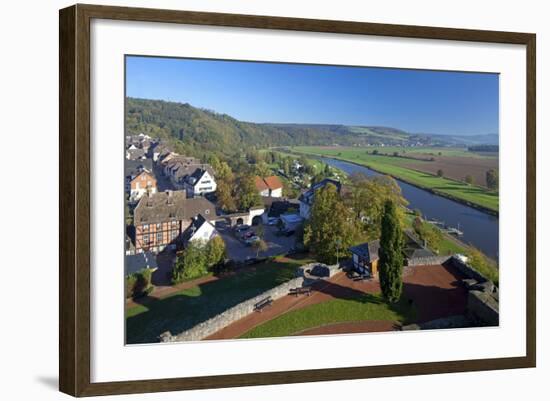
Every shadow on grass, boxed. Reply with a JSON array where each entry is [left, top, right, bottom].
[[310, 279, 417, 325], [126, 258, 304, 344]]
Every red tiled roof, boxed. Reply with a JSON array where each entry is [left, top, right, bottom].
[[254, 176, 269, 191], [263, 176, 283, 190]]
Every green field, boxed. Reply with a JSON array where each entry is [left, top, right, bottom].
[[240, 294, 416, 338], [292, 146, 499, 212], [126, 255, 313, 344]]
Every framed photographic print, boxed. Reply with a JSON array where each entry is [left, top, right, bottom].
[[59, 4, 536, 397]]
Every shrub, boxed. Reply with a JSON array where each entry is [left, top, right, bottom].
[[125, 268, 154, 299], [125, 275, 138, 299]]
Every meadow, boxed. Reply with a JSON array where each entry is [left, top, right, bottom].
[[292, 146, 499, 213]]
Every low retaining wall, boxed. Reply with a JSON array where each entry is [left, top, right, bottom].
[[447, 257, 491, 284], [467, 290, 499, 326], [407, 255, 452, 267], [408, 254, 492, 287], [160, 276, 305, 342], [402, 315, 471, 331]]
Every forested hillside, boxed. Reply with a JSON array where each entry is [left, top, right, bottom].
[[125, 97, 496, 156]]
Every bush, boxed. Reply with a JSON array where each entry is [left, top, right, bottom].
[[125, 268, 154, 299], [125, 275, 138, 299], [171, 237, 228, 284]]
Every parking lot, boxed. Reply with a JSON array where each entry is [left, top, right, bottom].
[[217, 221, 297, 261]]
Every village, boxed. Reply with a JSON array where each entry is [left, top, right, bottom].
[[125, 132, 499, 343]]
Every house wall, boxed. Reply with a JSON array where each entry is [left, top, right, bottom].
[[130, 173, 157, 201], [193, 171, 217, 196], [270, 188, 283, 197], [190, 222, 217, 243], [135, 219, 192, 253]]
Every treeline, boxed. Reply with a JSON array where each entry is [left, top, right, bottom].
[[125, 98, 368, 157], [468, 145, 499, 152]]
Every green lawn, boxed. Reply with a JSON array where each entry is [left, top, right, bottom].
[[240, 294, 416, 338], [292, 146, 498, 212], [126, 254, 313, 344]]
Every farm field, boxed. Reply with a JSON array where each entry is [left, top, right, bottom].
[[402, 156, 498, 187], [292, 146, 499, 213]]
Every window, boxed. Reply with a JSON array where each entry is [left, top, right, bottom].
[[142, 224, 149, 230], [156, 223, 161, 229], [157, 232, 163, 243], [142, 234, 149, 244], [171, 230, 178, 240]]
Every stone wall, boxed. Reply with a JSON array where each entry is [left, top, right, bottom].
[[467, 290, 499, 326], [402, 315, 471, 331], [160, 276, 305, 342], [447, 256, 490, 284], [406, 255, 452, 267], [401, 255, 499, 330]]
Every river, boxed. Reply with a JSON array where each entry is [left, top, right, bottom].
[[321, 157, 499, 260]]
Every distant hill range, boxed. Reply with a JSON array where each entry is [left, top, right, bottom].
[[126, 97, 498, 155]]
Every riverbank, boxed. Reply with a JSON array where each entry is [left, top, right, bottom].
[[291, 150, 498, 216]]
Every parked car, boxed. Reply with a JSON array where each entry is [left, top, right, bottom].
[[245, 236, 260, 245], [267, 217, 279, 226], [241, 231, 256, 240], [235, 224, 250, 233], [282, 229, 295, 237]]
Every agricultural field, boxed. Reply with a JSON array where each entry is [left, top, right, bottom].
[[292, 146, 499, 213]]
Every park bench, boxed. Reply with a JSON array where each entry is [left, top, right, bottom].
[[254, 296, 273, 312], [289, 286, 312, 297], [350, 272, 370, 282]]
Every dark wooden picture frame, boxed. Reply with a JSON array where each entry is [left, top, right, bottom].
[[59, 3, 536, 397]]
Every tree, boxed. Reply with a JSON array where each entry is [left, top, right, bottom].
[[413, 218, 443, 253], [486, 169, 499, 190], [205, 236, 226, 269], [437, 169, 444, 177], [171, 241, 208, 283], [303, 184, 359, 264], [255, 224, 265, 239], [282, 158, 291, 176], [465, 175, 474, 185], [378, 200, 404, 303], [236, 174, 262, 211], [254, 162, 271, 178], [252, 239, 268, 257], [216, 180, 237, 212], [345, 174, 408, 240], [311, 173, 325, 186]]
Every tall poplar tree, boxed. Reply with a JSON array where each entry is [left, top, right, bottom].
[[378, 200, 404, 303]]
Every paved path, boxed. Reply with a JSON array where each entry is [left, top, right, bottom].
[[206, 272, 381, 340], [295, 321, 397, 336], [206, 263, 468, 340]]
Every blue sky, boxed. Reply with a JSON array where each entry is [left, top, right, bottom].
[[126, 56, 499, 136]]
